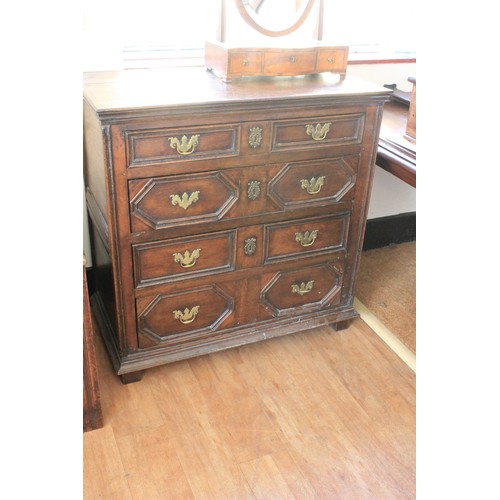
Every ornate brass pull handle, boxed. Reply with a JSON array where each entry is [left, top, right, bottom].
[[305, 123, 332, 141], [291, 280, 314, 296], [289, 55, 297, 63], [242, 58, 249, 66], [327, 57, 336, 63], [173, 249, 201, 268], [173, 306, 200, 324], [170, 191, 200, 210], [300, 176, 325, 195], [168, 134, 200, 155], [295, 230, 318, 247]]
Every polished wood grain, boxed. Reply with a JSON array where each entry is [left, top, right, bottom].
[[84, 67, 390, 382], [83, 316, 415, 499], [377, 100, 416, 187]]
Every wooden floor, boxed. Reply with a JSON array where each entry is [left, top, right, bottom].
[[84, 317, 415, 499]]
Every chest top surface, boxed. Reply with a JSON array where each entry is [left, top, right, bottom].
[[83, 67, 391, 121]]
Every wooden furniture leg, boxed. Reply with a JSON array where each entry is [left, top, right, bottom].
[[83, 255, 104, 432], [331, 319, 352, 331], [120, 371, 145, 384]]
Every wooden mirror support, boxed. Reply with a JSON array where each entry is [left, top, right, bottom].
[[205, 0, 348, 82]]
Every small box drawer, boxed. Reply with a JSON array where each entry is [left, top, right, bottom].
[[264, 214, 349, 264], [133, 230, 236, 287], [316, 47, 348, 73], [261, 261, 345, 317], [271, 113, 365, 152], [229, 52, 263, 75], [263, 49, 316, 75], [126, 124, 240, 167]]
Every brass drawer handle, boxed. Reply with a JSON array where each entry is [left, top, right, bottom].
[[300, 176, 325, 195], [242, 58, 249, 66], [168, 134, 200, 155], [173, 306, 200, 324], [173, 249, 201, 268], [289, 55, 297, 63], [327, 57, 336, 63], [170, 191, 200, 210], [305, 123, 332, 141], [291, 280, 314, 296], [295, 230, 318, 247]]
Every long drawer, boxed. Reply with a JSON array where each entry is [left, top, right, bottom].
[[136, 259, 346, 348], [132, 213, 349, 288], [123, 110, 365, 170], [129, 155, 360, 233]]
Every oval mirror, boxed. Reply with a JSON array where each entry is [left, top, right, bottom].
[[235, 0, 316, 37]]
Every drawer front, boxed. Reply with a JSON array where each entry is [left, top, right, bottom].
[[271, 113, 365, 152], [261, 261, 344, 317], [263, 49, 316, 75], [229, 52, 263, 74], [126, 124, 240, 167], [264, 214, 349, 264], [133, 230, 235, 287], [316, 47, 348, 73], [268, 155, 359, 209], [137, 284, 235, 346], [129, 171, 239, 232]]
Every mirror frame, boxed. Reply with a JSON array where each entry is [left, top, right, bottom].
[[234, 0, 316, 37]]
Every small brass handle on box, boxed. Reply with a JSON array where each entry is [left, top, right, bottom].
[[173, 306, 200, 324], [168, 134, 200, 155], [295, 230, 318, 247], [305, 123, 332, 141], [300, 176, 325, 195], [173, 249, 201, 268], [170, 191, 200, 210], [291, 280, 314, 296], [327, 57, 336, 64], [242, 58, 249, 66], [289, 55, 297, 63]]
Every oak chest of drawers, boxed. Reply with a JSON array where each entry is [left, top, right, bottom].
[[83, 67, 391, 383]]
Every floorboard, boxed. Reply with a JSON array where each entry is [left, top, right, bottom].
[[84, 316, 416, 499]]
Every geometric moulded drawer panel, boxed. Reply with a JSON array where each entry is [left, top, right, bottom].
[[137, 284, 234, 346], [264, 214, 349, 264], [261, 261, 344, 317], [129, 171, 238, 232], [268, 155, 359, 210]]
